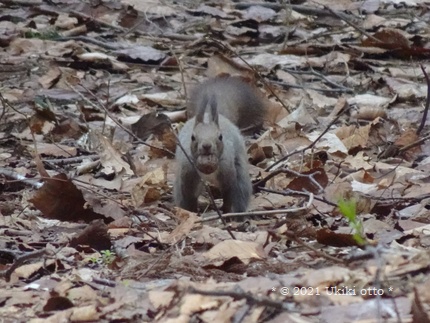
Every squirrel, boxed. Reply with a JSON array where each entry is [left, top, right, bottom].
[[173, 76, 265, 213]]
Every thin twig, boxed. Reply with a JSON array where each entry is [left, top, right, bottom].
[[235, 3, 357, 21], [198, 193, 314, 223], [171, 45, 188, 101], [398, 133, 430, 154], [209, 38, 292, 113], [65, 80, 174, 157], [92, 277, 117, 287], [266, 105, 351, 171], [281, 229, 344, 264], [188, 287, 295, 311], [0, 167, 43, 189], [294, 67, 354, 93], [254, 168, 324, 194], [417, 65, 430, 135], [34, 154, 100, 165], [0, 94, 50, 179], [271, 80, 353, 94], [0, 249, 50, 282], [0, 0, 41, 5], [0, 93, 7, 122], [260, 187, 337, 207], [56, 36, 122, 50], [320, 3, 381, 43]]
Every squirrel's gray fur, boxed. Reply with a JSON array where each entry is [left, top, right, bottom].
[[173, 77, 264, 213], [187, 76, 265, 131]]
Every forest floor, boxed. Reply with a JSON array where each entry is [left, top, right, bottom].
[[1, 0, 430, 322]]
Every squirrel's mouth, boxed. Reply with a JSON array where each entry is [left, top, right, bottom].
[[196, 155, 219, 174]]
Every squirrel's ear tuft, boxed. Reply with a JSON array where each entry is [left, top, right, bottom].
[[196, 95, 218, 125], [195, 95, 208, 123], [208, 95, 219, 125]]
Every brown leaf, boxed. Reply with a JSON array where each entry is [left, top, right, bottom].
[[395, 128, 421, 160], [287, 167, 328, 194], [316, 228, 360, 247], [69, 220, 112, 251], [51, 118, 85, 141], [247, 143, 267, 165], [29, 173, 104, 222], [337, 124, 371, 151], [43, 296, 74, 311], [362, 29, 410, 49]]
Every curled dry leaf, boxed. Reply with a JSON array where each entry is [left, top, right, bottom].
[[163, 208, 200, 244], [350, 106, 387, 120], [38, 67, 61, 89], [247, 143, 267, 165], [348, 93, 395, 109], [12, 260, 57, 281], [115, 46, 166, 63], [131, 112, 176, 155], [77, 53, 129, 71], [88, 132, 133, 176], [394, 128, 421, 161], [203, 240, 266, 266], [131, 167, 167, 207], [243, 5, 277, 22], [306, 132, 348, 155], [277, 102, 316, 127]]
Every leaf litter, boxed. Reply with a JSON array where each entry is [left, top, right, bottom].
[[1, 0, 430, 322]]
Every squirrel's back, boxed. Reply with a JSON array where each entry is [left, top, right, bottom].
[[187, 76, 265, 130]]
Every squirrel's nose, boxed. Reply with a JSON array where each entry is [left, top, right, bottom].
[[202, 143, 212, 153]]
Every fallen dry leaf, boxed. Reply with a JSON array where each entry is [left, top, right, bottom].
[[29, 173, 104, 222], [203, 240, 266, 266]]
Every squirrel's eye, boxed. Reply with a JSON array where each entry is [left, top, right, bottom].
[[218, 134, 223, 141], [191, 135, 196, 141]]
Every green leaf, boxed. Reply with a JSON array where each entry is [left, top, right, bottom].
[[338, 198, 356, 221]]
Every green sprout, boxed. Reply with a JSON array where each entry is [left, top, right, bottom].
[[338, 198, 367, 246], [100, 250, 116, 264], [88, 250, 116, 265]]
